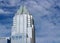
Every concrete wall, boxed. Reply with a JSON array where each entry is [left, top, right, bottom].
[[0, 38, 7, 43]]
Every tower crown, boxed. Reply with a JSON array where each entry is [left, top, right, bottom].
[[16, 5, 29, 15]]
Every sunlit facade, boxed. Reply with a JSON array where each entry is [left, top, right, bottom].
[[11, 5, 35, 43]]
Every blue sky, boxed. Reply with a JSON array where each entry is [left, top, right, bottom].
[[0, 0, 60, 43]]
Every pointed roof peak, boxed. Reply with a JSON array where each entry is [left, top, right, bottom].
[[16, 5, 29, 15]]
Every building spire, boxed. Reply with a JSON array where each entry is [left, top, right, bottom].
[[16, 2, 29, 15]]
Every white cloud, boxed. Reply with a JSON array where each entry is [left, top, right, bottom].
[[24, 0, 59, 17], [36, 37, 60, 43], [36, 19, 60, 43], [0, 24, 10, 37], [0, 0, 3, 1], [0, 9, 4, 13], [0, 9, 13, 14], [9, 0, 21, 6], [25, 1, 52, 16], [0, 0, 21, 7]]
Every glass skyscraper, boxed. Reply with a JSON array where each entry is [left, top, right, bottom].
[[11, 5, 35, 43]]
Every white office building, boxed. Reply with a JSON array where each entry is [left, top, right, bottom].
[[11, 5, 35, 43]]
